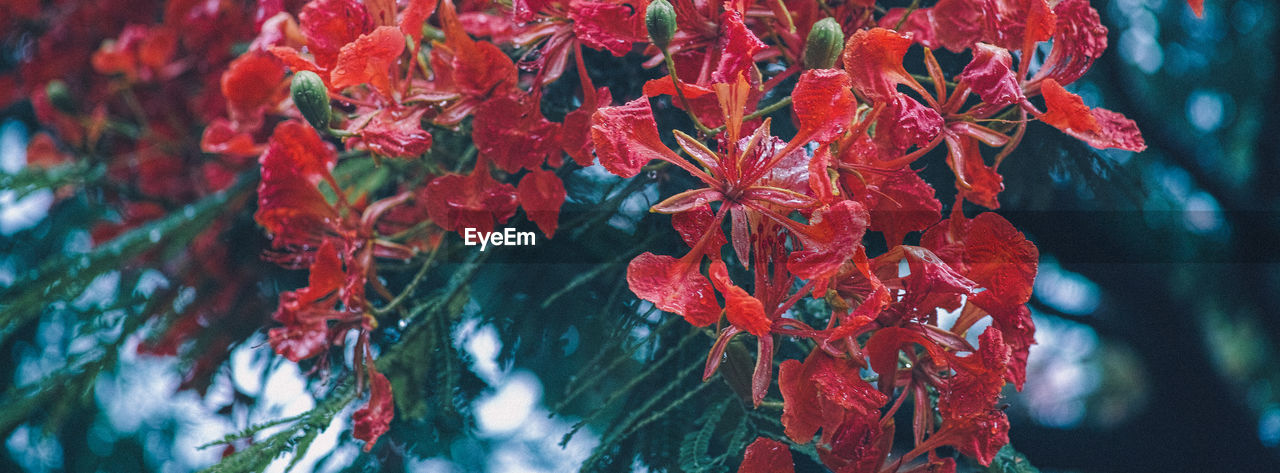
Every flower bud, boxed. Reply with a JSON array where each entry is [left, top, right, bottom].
[[290, 71, 331, 132], [646, 0, 677, 51], [45, 80, 77, 114], [803, 18, 844, 70]]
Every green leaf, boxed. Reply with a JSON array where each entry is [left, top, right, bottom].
[[679, 398, 731, 473], [985, 444, 1042, 473], [0, 163, 103, 200], [0, 179, 249, 344], [198, 381, 356, 473]]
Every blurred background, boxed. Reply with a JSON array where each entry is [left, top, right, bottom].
[[3, 0, 1280, 471]]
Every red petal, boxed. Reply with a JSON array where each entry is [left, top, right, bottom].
[[865, 327, 949, 392], [424, 168, 519, 234], [875, 93, 943, 153], [330, 26, 405, 97], [987, 304, 1035, 389], [738, 438, 794, 473], [25, 132, 72, 168], [268, 321, 329, 362], [1187, 0, 1204, 17], [961, 212, 1040, 309], [712, 10, 767, 83], [940, 326, 1010, 418], [943, 409, 1010, 466], [590, 97, 683, 178], [352, 108, 433, 158], [899, 245, 979, 297], [807, 350, 887, 415], [1040, 79, 1145, 151], [473, 95, 559, 173], [1038, 0, 1108, 85], [945, 135, 1004, 209], [438, 0, 518, 98], [254, 122, 340, 242], [959, 43, 1024, 107], [353, 369, 395, 451], [932, 0, 984, 52], [400, 0, 439, 43], [1072, 108, 1146, 152], [570, 1, 646, 57], [1039, 79, 1098, 132], [560, 87, 611, 166], [201, 119, 261, 158], [1024, 0, 1057, 49], [221, 51, 286, 121], [517, 169, 566, 237], [138, 27, 178, 70], [786, 200, 869, 281], [867, 170, 942, 246], [779, 358, 823, 442], [841, 28, 915, 100], [642, 78, 716, 99], [671, 204, 727, 250], [298, 240, 344, 304], [511, 0, 555, 22], [791, 69, 857, 144], [709, 260, 771, 336], [269, 46, 324, 75], [626, 253, 721, 326], [299, 0, 374, 69], [879, 8, 939, 48]]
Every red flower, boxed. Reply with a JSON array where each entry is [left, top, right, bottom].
[[330, 26, 405, 97], [353, 368, 395, 451], [428, 0, 518, 124], [570, 0, 648, 57], [424, 163, 520, 234], [348, 108, 433, 159], [738, 438, 794, 473], [848, 169, 943, 247], [254, 121, 343, 249], [1037, 79, 1146, 152], [626, 252, 721, 326], [268, 240, 346, 362], [472, 95, 560, 173], [779, 348, 887, 445], [958, 43, 1024, 108], [400, 0, 439, 44], [517, 169, 567, 237], [712, 10, 767, 83], [922, 212, 1039, 388], [709, 260, 771, 336], [791, 69, 859, 145], [299, 0, 373, 70], [944, 135, 1005, 209], [842, 28, 923, 101], [559, 87, 612, 166]]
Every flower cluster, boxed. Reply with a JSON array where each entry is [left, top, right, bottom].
[[589, 0, 1147, 470], [2, 0, 1200, 465]]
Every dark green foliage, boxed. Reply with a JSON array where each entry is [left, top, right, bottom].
[[983, 445, 1041, 473]]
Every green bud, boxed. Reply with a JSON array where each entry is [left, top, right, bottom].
[[646, 0, 677, 51], [803, 18, 845, 70], [45, 80, 77, 114], [290, 71, 331, 132]]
